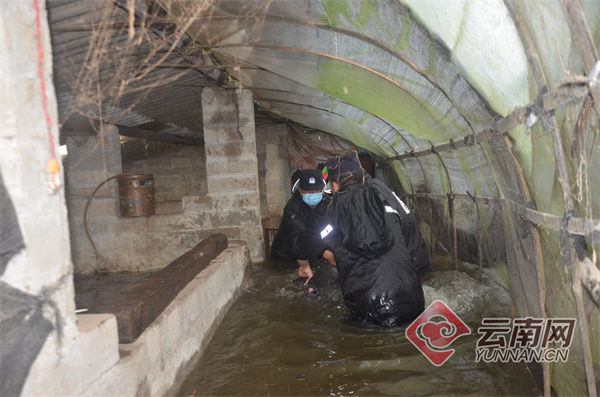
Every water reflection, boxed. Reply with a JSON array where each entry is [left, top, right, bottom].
[[178, 259, 540, 396]]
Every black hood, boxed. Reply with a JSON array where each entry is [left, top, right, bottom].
[[334, 182, 393, 259]]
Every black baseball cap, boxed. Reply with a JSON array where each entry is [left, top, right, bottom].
[[295, 169, 326, 192]]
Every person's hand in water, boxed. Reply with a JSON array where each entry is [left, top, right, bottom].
[[323, 250, 336, 266], [297, 259, 313, 285]]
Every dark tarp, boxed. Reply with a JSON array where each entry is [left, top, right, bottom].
[[0, 172, 24, 275], [0, 282, 54, 397]]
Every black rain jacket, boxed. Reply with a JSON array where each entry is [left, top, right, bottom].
[[366, 176, 430, 275], [322, 177, 429, 326], [270, 192, 331, 263]]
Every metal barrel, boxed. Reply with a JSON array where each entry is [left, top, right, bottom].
[[118, 174, 155, 217]]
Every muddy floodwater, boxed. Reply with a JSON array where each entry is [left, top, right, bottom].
[[179, 258, 541, 396]]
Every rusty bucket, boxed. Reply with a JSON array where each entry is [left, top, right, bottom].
[[118, 174, 155, 217]]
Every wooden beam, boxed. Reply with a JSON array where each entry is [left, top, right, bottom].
[[116, 124, 204, 146]]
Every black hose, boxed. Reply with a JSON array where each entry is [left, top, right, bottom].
[[83, 174, 125, 275]]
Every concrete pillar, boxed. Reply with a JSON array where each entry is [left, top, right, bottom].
[[0, 0, 75, 335], [264, 127, 291, 217], [65, 124, 122, 272], [201, 88, 264, 261], [255, 123, 290, 238]]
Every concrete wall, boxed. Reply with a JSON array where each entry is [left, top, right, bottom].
[[65, 88, 264, 273], [256, 123, 291, 222], [64, 124, 207, 273], [0, 2, 78, 396], [122, 143, 207, 215]]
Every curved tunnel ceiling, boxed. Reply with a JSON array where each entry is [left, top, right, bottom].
[[161, 0, 597, 200], [183, 0, 503, 155]]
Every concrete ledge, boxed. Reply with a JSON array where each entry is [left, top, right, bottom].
[[80, 241, 251, 397], [22, 314, 119, 396]]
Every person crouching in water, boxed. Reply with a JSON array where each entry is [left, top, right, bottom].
[[270, 169, 336, 284], [321, 151, 430, 326]]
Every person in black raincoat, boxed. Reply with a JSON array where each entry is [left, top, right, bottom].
[[321, 151, 429, 326], [270, 169, 336, 284]]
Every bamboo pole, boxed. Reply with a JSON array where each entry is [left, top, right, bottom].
[[467, 191, 484, 281], [431, 147, 457, 270], [559, 0, 600, 117], [547, 115, 597, 397], [383, 83, 588, 163]]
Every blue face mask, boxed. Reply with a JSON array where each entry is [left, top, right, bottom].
[[302, 192, 323, 206]]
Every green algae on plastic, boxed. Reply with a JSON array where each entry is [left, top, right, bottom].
[[314, 57, 466, 142], [390, 161, 413, 194], [323, 0, 386, 33]]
